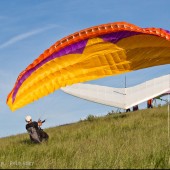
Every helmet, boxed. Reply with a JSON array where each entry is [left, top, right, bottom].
[[25, 115, 32, 122]]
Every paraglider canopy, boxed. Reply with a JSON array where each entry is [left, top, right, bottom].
[[6, 21, 170, 111]]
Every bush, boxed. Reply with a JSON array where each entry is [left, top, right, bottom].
[[86, 114, 96, 121], [107, 110, 115, 115]]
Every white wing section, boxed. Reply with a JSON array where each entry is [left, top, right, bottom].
[[61, 74, 170, 109]]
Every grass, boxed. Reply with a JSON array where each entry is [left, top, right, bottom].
[[0, 105, 170, 169]]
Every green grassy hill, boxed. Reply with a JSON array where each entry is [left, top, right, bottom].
[[0, 105, 170, 169]]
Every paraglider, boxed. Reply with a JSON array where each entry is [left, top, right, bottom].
[[25, 115, 49, 143], [6, 21, 170, 111]]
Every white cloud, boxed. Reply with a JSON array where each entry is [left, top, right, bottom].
[[0, 25, 58, 49]]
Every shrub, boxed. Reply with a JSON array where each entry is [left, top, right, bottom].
[[86, 114, 96, 121]]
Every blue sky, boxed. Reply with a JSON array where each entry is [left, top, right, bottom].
[[0, 0, 170, 138]]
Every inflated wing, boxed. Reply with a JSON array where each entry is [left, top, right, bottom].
[[61, 74, 170, 109], [7, 21, 170, 111]]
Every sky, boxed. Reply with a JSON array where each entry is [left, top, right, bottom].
[[0, 0, 170, 138]]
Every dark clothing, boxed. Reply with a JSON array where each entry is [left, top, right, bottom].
[[126, 108, 131, 112], [26, 121, 49, 143], [133, 105, 139, 111], [38, 128, 49, 141], [26, 121, 39, 131]]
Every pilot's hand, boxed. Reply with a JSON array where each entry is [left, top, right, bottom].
[[38, 121, 42, 126]]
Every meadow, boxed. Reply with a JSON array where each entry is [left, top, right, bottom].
[[0, 105, 170, 169]]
